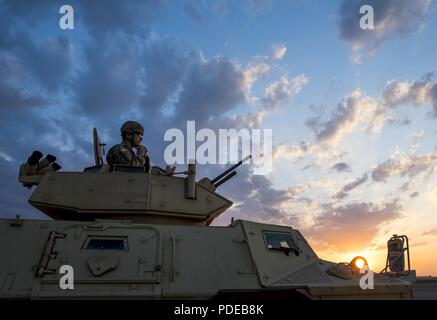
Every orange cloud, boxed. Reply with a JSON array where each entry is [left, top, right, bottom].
[[304, 200, 402, 252]]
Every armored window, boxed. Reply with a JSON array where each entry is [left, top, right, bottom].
[[263, 232, 301, 255], [83, 236, 128, 251]]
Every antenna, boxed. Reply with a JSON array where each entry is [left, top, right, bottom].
[[93, 128, 106, 165]]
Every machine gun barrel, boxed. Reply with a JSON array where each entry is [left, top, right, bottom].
[[214, 171, 237, 188], [211, 155, 251, 184]]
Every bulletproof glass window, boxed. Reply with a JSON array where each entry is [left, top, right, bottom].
[[83, 236, 128, 251], [263, 232, 301, 256]]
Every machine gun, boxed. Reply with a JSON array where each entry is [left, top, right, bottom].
[[210, 155, 251, 188]]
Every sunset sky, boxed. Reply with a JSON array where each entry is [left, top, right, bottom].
[[0, 0, 436, 275]]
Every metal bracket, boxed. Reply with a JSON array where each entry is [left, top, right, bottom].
[[169, 236, 181, 283], [9, 215, 23, 227]]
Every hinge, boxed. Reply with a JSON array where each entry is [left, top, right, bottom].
[[35, 231, 66, 277]]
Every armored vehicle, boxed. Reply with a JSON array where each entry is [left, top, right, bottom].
[[0, 129, 415, 299]]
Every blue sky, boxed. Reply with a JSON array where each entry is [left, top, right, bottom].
[[0, 0, 436, 274]]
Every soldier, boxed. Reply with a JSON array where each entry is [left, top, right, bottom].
[[106, 120, 150, 171]]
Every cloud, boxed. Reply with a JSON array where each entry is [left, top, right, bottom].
[[338, 0, 432, 63], [74, 40, 143, 119], [76, 0, 165, 38], [307, 200, 403, 251], [331, 162, 352, 172], [0, 3, 75, 126], [411, 130, 425, 141], [273, 141, 315, 161], [1, 0, 166, 39], [216, 166, 298, 224], [0, 84, 47, 109], [183, 0, 204, 23], [422, 229, 437, 237], [306, 90, 384, 145], [0, 0, 309, 184], [334, 173, 368, 199], [386, 117, 411, 127], [0, 34, 73, 96], [172, 53, 248, 127], [1, 0, 313, 225], [73, 34, 255, 129], [272, 44, 287, 60], [371, 153, 436, 183], [139, 37, 190, 119], [71, 33, 270, 158], [0, 0, 54, 28], [242, 61, 271, 102], [245, 0, 274, 14], [276, 73, 436, 165], [262, 74, 308, 110], [181, 0, 228, 22], [224, 72, 308, 128], [272, 141, 346, 168], [382, 74, 437, 117], [275, 73, 436, 168], [0, 150, 15, 163], [14, 35, 74, 91]]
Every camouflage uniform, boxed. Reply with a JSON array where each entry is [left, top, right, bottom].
[[106, 120, 150, 169], [106, 141, 147, 167]]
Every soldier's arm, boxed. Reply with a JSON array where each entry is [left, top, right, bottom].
[[119, 146, 146, 167]]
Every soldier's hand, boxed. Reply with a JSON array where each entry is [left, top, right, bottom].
[[137, 145, 148, 158]]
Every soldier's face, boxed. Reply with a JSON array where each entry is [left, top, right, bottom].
[[132, 132, 143, 147]]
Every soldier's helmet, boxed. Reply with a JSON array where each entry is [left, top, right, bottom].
[[120, 121, 144, 135]]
